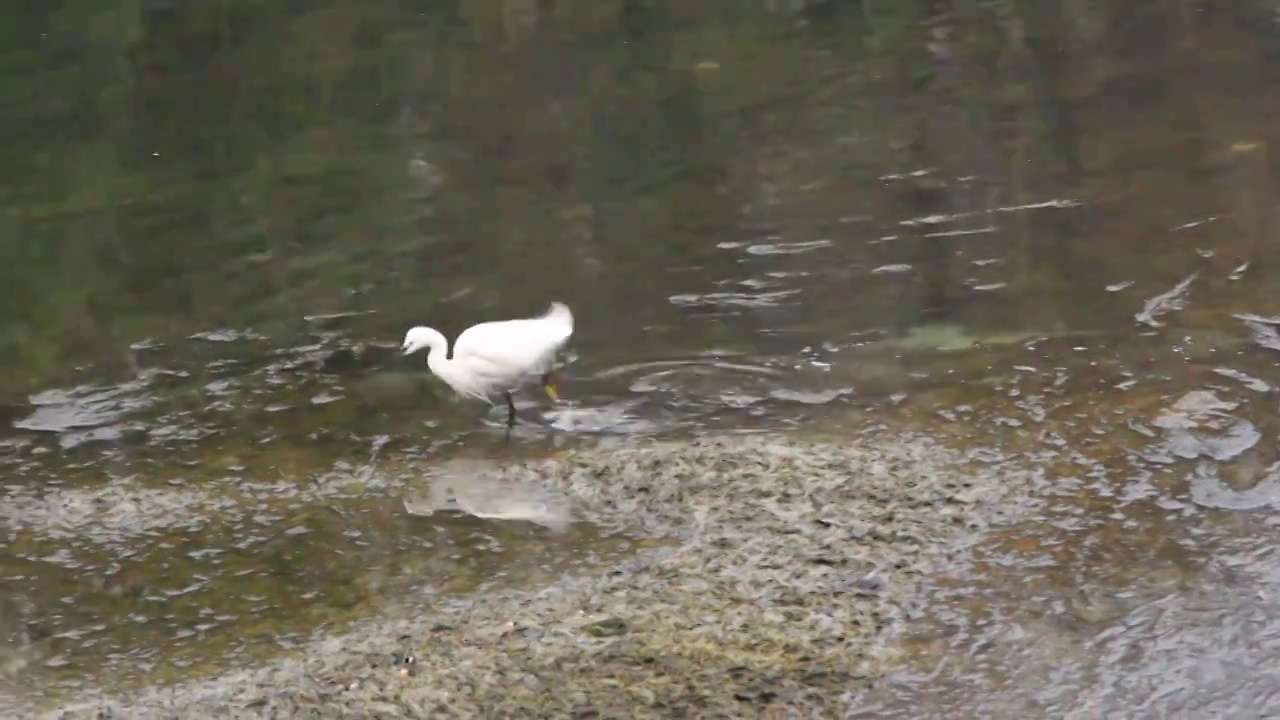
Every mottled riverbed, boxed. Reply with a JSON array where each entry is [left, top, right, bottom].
[[42, 431, 1035, 717]]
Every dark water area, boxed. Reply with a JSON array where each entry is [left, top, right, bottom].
[[6, 0, 1280, 714]]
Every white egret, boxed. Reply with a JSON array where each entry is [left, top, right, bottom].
[[401, 302, 574, 428]]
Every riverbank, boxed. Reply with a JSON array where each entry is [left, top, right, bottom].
[[42, 432, 1035, 717]]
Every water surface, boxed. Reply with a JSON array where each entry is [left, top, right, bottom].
[[6, 1, 1280, 713]]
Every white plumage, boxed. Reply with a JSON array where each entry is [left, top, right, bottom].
[[401, 302, 574, 427]]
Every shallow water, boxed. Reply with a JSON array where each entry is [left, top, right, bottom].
[[7, 0, 1280, 713]]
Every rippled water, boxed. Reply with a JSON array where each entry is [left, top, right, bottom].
[[6, 0, 1280, 714]]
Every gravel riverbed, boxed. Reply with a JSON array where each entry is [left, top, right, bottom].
[[43, 432, 1035, 718]]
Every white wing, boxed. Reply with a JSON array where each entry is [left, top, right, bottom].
[[452, 302, 573, 381]]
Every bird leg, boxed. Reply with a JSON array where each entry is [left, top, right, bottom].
[[504, 391, 517, 429], [541, 370, 560, 401]]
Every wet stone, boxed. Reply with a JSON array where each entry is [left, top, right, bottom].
[[318, 347, 365, 375], [582, 618, 628, 637], [854, 575, 885, 597], [390, 650, 417, 677]]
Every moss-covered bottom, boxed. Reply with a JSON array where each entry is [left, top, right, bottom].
[[41, 433, 1033, 717]]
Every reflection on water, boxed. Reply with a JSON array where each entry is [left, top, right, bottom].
[[405, 458, 574, 532], [6, 0, 1280, 714]]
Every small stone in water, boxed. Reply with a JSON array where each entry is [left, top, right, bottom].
[[391, 650, 417, 677], [854, 575, 884, 597], [583, 618, 628, 637]]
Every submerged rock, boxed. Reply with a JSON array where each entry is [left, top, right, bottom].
[[582, 617, 628, 637], [45, 433, 1033, 718]]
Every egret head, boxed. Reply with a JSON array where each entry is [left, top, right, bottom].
[[401, 326, 436, 355]]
